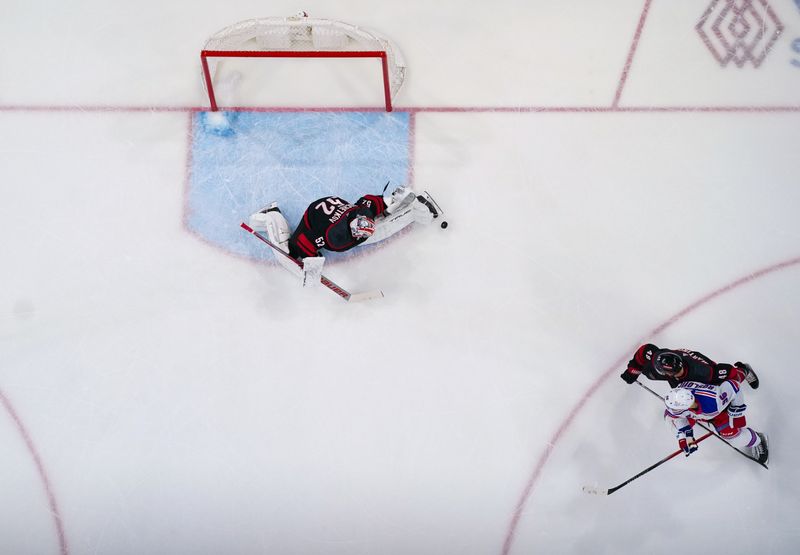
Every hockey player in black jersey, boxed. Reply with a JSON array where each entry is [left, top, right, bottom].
[[620, 344, 760, 389], [287, 194, 387, 259], [248, 186, 442, 286]]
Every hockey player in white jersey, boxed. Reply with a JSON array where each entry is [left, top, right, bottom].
[[663, 376, 768, 464]]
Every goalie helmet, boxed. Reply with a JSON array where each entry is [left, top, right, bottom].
[[654, 350, 684, 377], [664, 388, 695, 413], [350, 214, 375, 239]]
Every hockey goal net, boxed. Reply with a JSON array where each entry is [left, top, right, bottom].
[[200, 13, 406, 111]]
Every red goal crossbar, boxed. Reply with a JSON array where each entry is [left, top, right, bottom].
[[200, 50, 394, 112]]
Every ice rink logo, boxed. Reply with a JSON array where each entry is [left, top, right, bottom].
[[696, 0, 784, 68]]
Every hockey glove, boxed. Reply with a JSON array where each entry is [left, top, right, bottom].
[[620, 368, 640, 384], [677, 426, 698, 457], [679, 436, 698, 457]]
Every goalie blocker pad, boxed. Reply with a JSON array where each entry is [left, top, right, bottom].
[[300, 256, 324, 288]]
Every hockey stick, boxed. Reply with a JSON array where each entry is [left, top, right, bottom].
[[635, 381, 768, 469], [240, 223, 384, 303], [582, 431, 714, 495]]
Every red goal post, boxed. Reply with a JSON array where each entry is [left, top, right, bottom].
[[200, 14, 406, 112]]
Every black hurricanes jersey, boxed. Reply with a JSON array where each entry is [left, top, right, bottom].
[[621, 344, 741, 388], [288, 194, 387, 259]]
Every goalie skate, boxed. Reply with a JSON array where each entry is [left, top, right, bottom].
[[248, 202, 282, 232], [416, 191, 444, 220]]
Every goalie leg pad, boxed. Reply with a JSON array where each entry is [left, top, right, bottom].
[[362, 206, 415, 245], [412, 197, 435, 224], [383, 186, 417, 215], [249, 203, 275, 231], [250, 205, 306, 279], [250, 208, 291, 253], [362, 191, 444, 245], [250, 203, 290, 241]]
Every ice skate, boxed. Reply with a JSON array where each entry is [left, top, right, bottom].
[[753, 432, 769, 465], [738, 362, 760, 389]]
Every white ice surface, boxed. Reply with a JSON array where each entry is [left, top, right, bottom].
[[2, 1, 800, 554]]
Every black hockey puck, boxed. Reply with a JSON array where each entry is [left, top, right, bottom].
[[440, 221, 448, 229]]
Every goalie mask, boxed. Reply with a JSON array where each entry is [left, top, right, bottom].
[[350, 215, 375, 239], [654, 351, 683, 377]]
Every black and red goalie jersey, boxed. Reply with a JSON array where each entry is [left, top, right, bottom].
[[288, 194, 387, 259], [620, 343, 748, 388]]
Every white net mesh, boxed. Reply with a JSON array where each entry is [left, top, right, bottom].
[[202, 14, 406, 98]]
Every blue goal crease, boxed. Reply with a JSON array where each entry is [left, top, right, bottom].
[[187, 111, 411, 261]]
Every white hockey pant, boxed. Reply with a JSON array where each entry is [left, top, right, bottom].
[[670, 417, 761, 450], [720, 426, 761, 449], [714, 381, 761, 449]]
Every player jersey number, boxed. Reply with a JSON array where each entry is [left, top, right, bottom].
[[315, 198, 345, 215]]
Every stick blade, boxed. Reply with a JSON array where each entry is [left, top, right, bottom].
[[347, 289, 384, 302], [581, 485, 608, 496]]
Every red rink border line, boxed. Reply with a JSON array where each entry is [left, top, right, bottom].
[[0, 389, 68, 555], [613, 0, 653, 108], [500, 255, 800, 555], [1, 105, 800, 114], [406, 106, 800, 113]]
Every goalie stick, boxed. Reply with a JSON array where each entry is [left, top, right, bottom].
[[582, 431, 714, 495], [635, 381, 768, 469], [240, 222, 384, 303]]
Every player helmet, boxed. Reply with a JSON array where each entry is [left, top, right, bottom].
[[664, 388, 695, 413], [350, 215, 375, 239], [654, 350, 683, 377]]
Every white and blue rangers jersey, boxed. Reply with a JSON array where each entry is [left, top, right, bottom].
[[664, 379, 742, 424]]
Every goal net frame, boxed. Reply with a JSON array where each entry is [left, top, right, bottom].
[[200, 14, 406, 112]]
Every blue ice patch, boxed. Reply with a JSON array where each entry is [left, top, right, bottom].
[[187, 111, 410, 261]]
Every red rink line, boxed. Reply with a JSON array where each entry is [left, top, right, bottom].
[[613, 0, 653, 108], [1, 104, 799, 113], [410, 105, 800, 113], [0, 105, 192, 113], [499, 255, 800, 555], [0, 389, 68, 555]]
